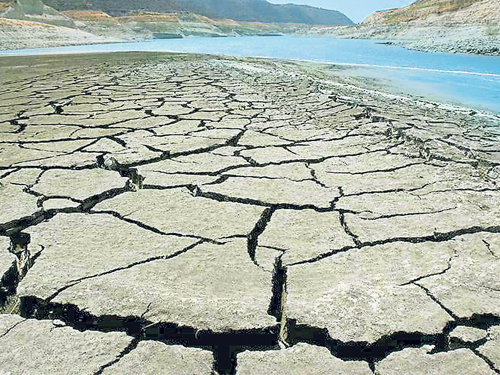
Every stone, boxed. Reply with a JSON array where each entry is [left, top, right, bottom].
[[102, 341, 213, 375], [375, 346, 496, 375], [236, 343, 372, 375], [0, 315, 132, 375], [286, 242, 454, 343]]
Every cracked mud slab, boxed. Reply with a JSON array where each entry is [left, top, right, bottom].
[[33, 169, 128, 201], [101, 341, 214, 375], [93, 189, 265, 240], [18, 213, 198, 300], [236, 343, 372, 374], [258, 209, 354, 265], [0, 236, 15, 287], [418, 234, 500, 318], [375, 346, 496, 375], [0, 183, 39, 225], [25, 239, 277, 332], [450, 326, 488, 344], [479, 326, 500, 371], [287, 241, 458, 343], [0, 315, 132, 375], [1, 52, 500, 374]]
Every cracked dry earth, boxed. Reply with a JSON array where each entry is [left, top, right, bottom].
[[1, 52, 500, 375]]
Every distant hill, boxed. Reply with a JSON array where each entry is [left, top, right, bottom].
[[42, 0, 354, 26], [1, 0, 75, 27], [363, 0, 500, 25]]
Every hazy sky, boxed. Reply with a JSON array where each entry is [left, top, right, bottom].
[[268, 0, 413, 23]]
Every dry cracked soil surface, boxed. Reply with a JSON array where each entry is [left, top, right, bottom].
[[0, 52, 500, 374]]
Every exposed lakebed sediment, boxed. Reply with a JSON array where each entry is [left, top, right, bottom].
[[0, 52, 499, 374]]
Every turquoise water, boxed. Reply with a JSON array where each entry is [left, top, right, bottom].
[[1, 36, 499, 114]]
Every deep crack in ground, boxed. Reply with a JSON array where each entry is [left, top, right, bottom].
[[1, 52, 500, 375]]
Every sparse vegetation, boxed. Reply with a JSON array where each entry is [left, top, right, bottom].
[[377, 0, 483, 24], [42, 0, 354, 26]]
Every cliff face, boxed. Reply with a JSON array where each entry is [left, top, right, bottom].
[[42, 0, 354, 26], [363, 0, 500, 25]]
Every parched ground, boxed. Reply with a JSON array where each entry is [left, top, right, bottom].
[[0, 52, 499, 374]]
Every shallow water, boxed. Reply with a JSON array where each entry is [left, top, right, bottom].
[[1, 36, 499, 114]]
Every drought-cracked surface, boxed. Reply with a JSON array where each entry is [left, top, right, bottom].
[[1, 52, 500, 374]]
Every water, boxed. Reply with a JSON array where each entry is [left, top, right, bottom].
[[1, 36, 499, 114]]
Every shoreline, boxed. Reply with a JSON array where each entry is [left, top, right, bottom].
[[1, 39, 500, 119], [1, 24, 499, 57], [1, 49, 499, 126], [305, 23, 500, 57]]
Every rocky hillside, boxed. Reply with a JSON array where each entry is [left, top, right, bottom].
[[64, 10, 306, 38], [0, 0, 316, 50], [42, 0, 354, 26], [306, 0, 499, 56], [1, 0, 74, 27], [363, 0, 500, 25]]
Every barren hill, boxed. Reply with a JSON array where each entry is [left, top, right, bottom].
[[40, 0, 353, 26], [363, 0, 500, 25]]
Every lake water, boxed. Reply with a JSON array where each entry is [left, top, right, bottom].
[[1, 36, 500, 115]]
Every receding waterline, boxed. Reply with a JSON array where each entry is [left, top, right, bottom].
[[319, 62, 500, 78], [1, 36, 499, 114]]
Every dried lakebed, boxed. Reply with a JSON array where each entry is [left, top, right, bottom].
[[0, 52, 499, 374]]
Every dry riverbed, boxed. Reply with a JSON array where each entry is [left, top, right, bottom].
[[0, 52, 499, 374]]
